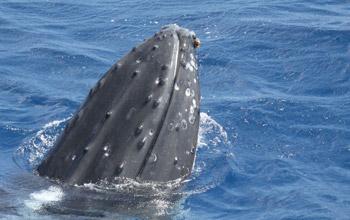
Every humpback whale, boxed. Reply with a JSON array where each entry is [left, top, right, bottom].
[[37, 24, 201, 185]]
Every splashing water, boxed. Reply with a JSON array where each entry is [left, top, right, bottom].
[[24, 186, 64, 211], [198, 112, 229, 147], [16, 112, 232, 218], [16, 117, 70, 170]]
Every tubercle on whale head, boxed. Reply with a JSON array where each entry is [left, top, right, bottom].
[[36, 24, 201, 185], [193, 37, 200, 48]]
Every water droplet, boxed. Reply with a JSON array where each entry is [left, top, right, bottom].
[[103, 145, 110, 151], [135, 124, 143, 136], [185, 88, 191, 96], [174, 83, 179, 91]]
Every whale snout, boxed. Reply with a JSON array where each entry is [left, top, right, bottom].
[[37, 24, 201, 184]]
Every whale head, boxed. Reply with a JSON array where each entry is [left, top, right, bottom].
[[37, 24, 201, 185]]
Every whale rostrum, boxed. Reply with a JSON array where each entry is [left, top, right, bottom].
[[37, 24, 201, 185]]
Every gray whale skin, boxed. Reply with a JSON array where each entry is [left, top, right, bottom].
[[37, 24, 201, 185]]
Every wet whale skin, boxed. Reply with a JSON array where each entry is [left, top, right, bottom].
[[37, 25, 200, 185]]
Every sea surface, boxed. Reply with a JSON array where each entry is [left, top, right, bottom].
[[0, 0, 349, 219]]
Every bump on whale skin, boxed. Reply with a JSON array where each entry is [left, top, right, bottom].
[[37, 24, 200, 185]]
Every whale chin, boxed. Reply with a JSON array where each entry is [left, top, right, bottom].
[[37, 24, 201, 185]]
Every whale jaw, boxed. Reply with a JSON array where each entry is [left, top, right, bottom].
[[37, 24, 200, 185]]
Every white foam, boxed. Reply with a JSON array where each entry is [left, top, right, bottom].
[[25, 186, 64, 211], [161, 24, 196, 38], [198, 112, 229, 148], [16, 117, 70, 168], [185, 63, 194, 72]]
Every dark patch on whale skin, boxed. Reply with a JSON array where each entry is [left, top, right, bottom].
[[37, 25, 200, 185]]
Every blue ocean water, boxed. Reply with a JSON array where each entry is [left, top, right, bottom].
[[1, 0, 350, 219]]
